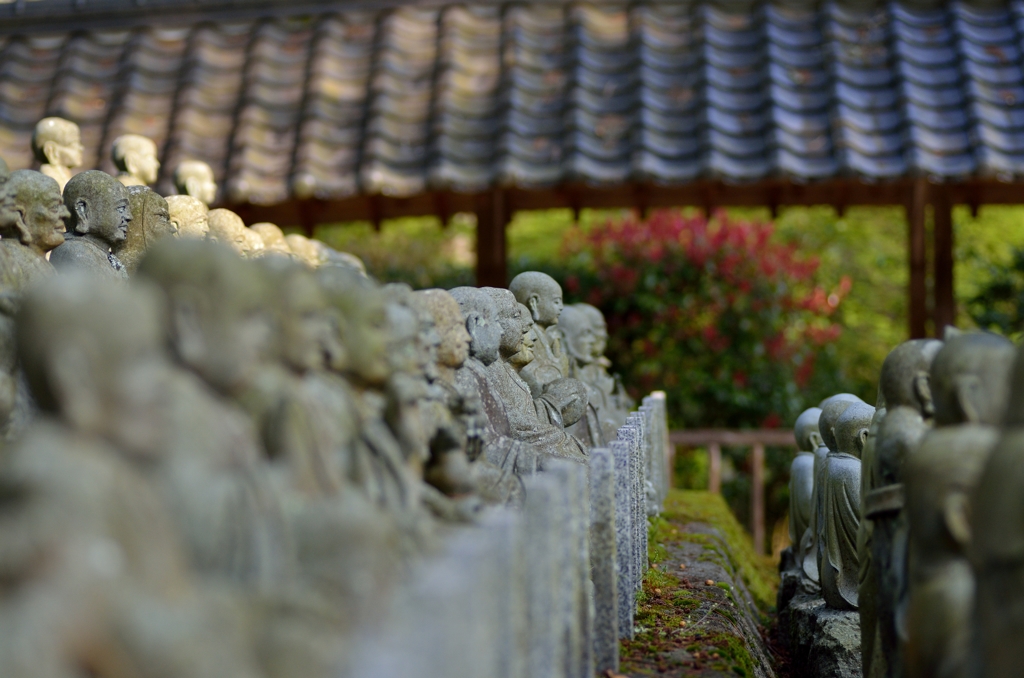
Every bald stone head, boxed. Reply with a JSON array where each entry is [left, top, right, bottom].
[[880, 339, 943, 417], [930, 332, 1016, 427], [416, 289, 470, 370], [834, 402, 875, 459], [112, 134, 160, 186], [0, 170, 68, 255], [250, 223, 293, 257], [114, 185, 175, 274], [794, 407, 823, 453], [450, 286, 501, 366], [483, 287, 530, 359], [173, 160, 216, 206], [207, 208, 252, 256], [509, 271, 564, 328], [32, 117, 83, 191], [316, 265, 389, 384], [559, 304, 597, 364], [820, 394, 863, 452], [575, 303, 608, 358], [17, 274, 172, 456], [166, 195, 209, 240], [284, 234, 321, 268], [63, 170, 131, 247]]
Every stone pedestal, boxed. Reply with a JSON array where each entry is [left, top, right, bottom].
[[588, 448, 619, 674], [778, 590, 861, 678]]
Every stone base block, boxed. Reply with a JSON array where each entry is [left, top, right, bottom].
[[779, 590, 861, 678]]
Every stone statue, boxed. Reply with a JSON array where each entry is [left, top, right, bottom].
[[49, 170, 130, 279], [509, 271, 570, 397], [285, 233, 323, 268], [859, 392, 887, 678], [535, 376, 589, 430], [174, 159, 217, 205], [578, 302, 634, 417], [789, 407, 822, 573], [821, 401, 874, 610], [556, 304, 608, 447], [166, 194, 210, 239], [863, 339, 942, 678], [31, 116, 83, 191], [482, 287, 587, 465], [251, 222, 295, 257], [113, 185, 176, 275], [112, 133, 161, 187], [904, 333, 1015, 678], [804, 393, 863, 584], [0, 170, 67, 439], [208, 208, 264, 258]]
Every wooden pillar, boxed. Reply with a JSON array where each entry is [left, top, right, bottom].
[[475, 189, 508, 287], [751, 443, 765, 555], [907, 179, 929, 339], [707, 443, 721, 494], [933, 190, 955, 333]]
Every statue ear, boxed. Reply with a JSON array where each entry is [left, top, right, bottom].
[[809, 431, 824, 449], [954, 374, 983, 423], [49, 345, 104, 433], [74, 198, 89, 233], [527, 294, 540, 321], [41, 140, 60, 165], [943, 492, 972, 548], [124, 153, 140, 178], [169, 296, 207, 367], [856, 427, 869, 453], [914, 373, 934, 417]]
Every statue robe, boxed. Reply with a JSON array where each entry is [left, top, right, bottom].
[[49, 235, 129, 280], [789, 451, 815, 560], [821, 451, 862, 610], [803, 442, 830, 582], [519, 324, 569, 397]]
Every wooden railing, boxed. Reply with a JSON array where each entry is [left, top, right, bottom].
[[669, 429, 796, 554]]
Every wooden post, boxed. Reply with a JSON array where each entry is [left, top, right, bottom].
[[907, 179, 929, 339], [708, 443, 721, 494], [933, 189, 955, 333], [475, 189, 508, 287], [751, 443, 765, 555]]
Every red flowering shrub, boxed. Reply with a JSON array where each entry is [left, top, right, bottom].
[[555, 209, 850, 430]]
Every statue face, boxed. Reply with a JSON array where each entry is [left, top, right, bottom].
[[50, 126, 84, 168], [279, 273, 332, 373], [23, 181, 68, 252], [510, 324, 536, 368], [144, 196, 175, 242], [86, 187, 132, 245], [344, 302, 390, 385], [127, 148, 160, 186], [529, 284, 563, 326], [167, 196, 209, 239], [466, 311, 501, 365]]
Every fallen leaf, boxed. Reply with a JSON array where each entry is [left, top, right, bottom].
[[679, 563, 687, 570], [705, 579, 715, 586], [654, 588, 661, 595]]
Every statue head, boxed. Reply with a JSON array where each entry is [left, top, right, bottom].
[[930, 332, 1016, 426], [137, 239, 272, 395], [17, 275, 173, 456], [320, 247, 367, 276], [0, 170, 68, 255], [166, 195, 209, 239], [62, 170, 131, 247], [559, 304, 598, 365], [173, 160, 217, 205], [32, 117, 83, 169], [794, 407, 823, 453], [250, 222, 294, 257], [316, 265, 390, 384], [113, 185, 175, 274], [207, 208, 253, 256], [111, 134, 160, 186], [834, 402, 875, 459], [542, 377, 588, 427], [576, 303, 608, 357], [449, 286, 501, 365], [819, 394, 863, 451], [509, 271, 563, 327], [509, 303, 536, 367], [260, 258, 333, 374], [415, 289, 470, 370], [880, 339, 943, 417], [284, 233, 322, 268], [483, 287, 531, 360]]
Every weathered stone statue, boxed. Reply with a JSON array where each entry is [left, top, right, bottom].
[[804, 393, 863, 584], [535, 376, 589, 430], [285, 233, 323, 268], [208, 208, 265, 258], [859, 391, 887, 678], [902, 333, 1014, 678], [113, 185, 176, 274], [49, 170, 130, 279], [112, 133, 161, 187], [789, 407, 822, 572], [251, 222, 295, 257], [31, 116, 83, 191], [821, 401, 874, 610], [174, 159, 217, 205], [863, 339, 942, 678], [558, 304, 609, 446], [482, 287, 587, 465], [0, 170, 67, 439], [578, 301, 634, 417], [166, 194, 210, 239], [510, 271, 570, 397]]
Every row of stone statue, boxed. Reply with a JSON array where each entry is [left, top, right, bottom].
[[784, 330, 1024, 678], [0, 159, 633, 676]]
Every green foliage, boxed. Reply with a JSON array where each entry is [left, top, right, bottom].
[[968, 244, 1024, 340]]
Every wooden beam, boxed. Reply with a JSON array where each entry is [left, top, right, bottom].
[[933, 190, 956, 333], [475, 189, 508, 287], [708, 443, 722, 494], [751, 442, 765, 555], [907, 179, 929, 339]]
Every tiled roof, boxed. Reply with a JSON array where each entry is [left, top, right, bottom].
[[3, 1, 1024, 206]]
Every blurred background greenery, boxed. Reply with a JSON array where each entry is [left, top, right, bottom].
[[310, 204, 1024, 551]]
